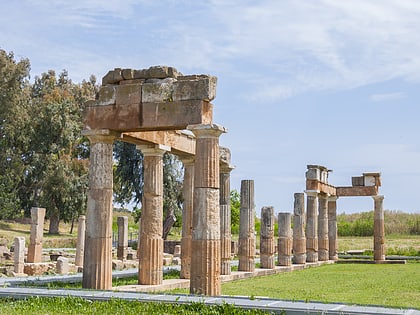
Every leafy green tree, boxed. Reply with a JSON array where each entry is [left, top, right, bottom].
[[113, 142, 183, 237], [0, 49, 31, 219], [230, 189, 240, 234]]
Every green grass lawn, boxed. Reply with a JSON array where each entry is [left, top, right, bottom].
[[221, 262, 420, 310]]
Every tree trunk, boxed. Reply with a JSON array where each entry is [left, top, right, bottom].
[[162, 208, 176, 240], [49, 212, 60, 234]]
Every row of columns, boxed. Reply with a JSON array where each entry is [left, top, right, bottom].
[[82, 125, 226, 295]]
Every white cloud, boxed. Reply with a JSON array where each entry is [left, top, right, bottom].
[[370, 92, 405, 102]]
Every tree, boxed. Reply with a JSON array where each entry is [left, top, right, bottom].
[[19, 70, 96, 233], [0, 49, 31, 219], [230, 189, 241, 234], [113, 142, 184, 238]]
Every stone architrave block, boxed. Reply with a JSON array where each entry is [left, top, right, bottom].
[[141, 78, 176, 103], [102, 68, 123, 85], [172, 76, 217, 102], [115, 84, 142, 106], [97, 85, 117, 106]]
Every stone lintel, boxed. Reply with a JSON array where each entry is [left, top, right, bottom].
[[336, 186, 378, 197], [84, 100, 213, 132], [306, 180, 336, 195]]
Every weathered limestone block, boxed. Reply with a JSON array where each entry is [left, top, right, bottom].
[[180, 158, 194, 279], [97, 85, 116, 106], [117, 216, 129, 260], [75, 215, 85, 267], [27, 207, 46, 263], [102, 68, 123, 85], [14, 237, 25, 275], [141, 78, 176, 103], [238, 180, 255, 272], [328, 197, 338, 261], [373, 195, 385, 261], [56, 256, 69, 275], [305, 191, 318, 262], [293, 193, 306, 264], [24, 263, 53, 276], [278, 212, 293, 266], [172, 75, 217, 102], [260, 206, 275, 269], [318, 193, 329, 261], [122, 68, 134, 80]]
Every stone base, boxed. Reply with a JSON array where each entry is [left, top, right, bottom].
[[24, 263, 54, 276]]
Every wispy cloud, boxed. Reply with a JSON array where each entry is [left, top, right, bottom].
[[370, 92, 405, 102]]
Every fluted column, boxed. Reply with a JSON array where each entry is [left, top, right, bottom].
[[138, 145, 168, 285], [293, 193, 306, 264], [75, 215, 86, 267], [180, 157, 194, 279], [328, 196, 338, 261], [238, 179, 256, 272], [220, 159, 234, 275], [305, 190, 318, 262], [27, 207, 46, 263], [318, 193, 329, 261], [188, 124, 225, 296], [260, 206, 275, 269], [117, 216, 128, 260], [373, 195, 385, 262], [82, 130, 116, 290], [278, 212, 293, 266]]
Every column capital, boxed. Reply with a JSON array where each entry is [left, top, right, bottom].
[[137, 144, 170, 156], [372, 195, 384, 201], [305, 190, 319, 197], [328, 196, 338, 202], [179, 155, 195, 166], [187, 123, 227, 138], [82, 129, 120, 144]]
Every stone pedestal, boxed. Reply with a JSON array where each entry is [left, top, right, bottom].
[[138, 145, 168, 285], [293, 193, 306, 264], [260, 206, 275, 269], [305, 191, 318, 262], [117, 216, 128, 260], [56, 256, 69, 275], [27, 207, 46, 263], [220, 149, 233, 275], [75, 215, 86, 267], [238, 179, 255, 272], [373, 195, 385, 261], [188, 124, 225, 296], [82, 130, 116, 290], [14, 237, 25, 274], [278, 212, 292, 266], [328, 197, 338, 261], [318, 193, 329, 261], [180, 157, 194, 279]]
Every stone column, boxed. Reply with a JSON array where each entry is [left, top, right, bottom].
[[180, 157, 194, 279], [188, 124, 225, 296], [14, 236, 25, 274], [278, 212, 293, 266], [75, 215, 86, 267], [260, 206, 275, 269], [220, 149, 233, 275], [138, 145, 168, 285], [117, 216, 128, 260], [293, 193, 306, 264], [373, 195, 385, 261], [82, 130, 116, 290], [238, 179, 255, 272], [27, 207, 46, 263], [328, 196, 338, 261], [318, 193, 329, 261], [305, 191, 318, 262]]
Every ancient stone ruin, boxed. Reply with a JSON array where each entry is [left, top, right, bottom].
[[82, 66, 228, 295]]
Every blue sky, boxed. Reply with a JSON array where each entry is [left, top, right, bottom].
[[2, 0, 420, 214]]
